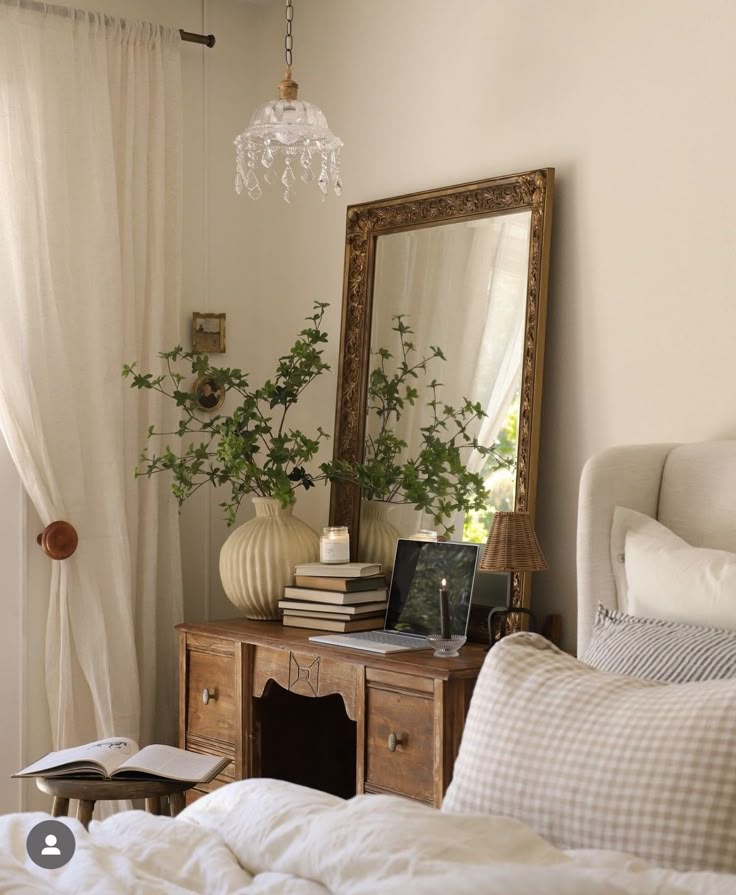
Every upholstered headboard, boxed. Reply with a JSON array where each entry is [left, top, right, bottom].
[[576, 441, 736, 656]]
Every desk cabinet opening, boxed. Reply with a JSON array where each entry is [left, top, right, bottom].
[[256, 682, 357, 799]]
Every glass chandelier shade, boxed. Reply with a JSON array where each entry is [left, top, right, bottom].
[[234, 81, 343, 203], [234, 1, 343, 203]]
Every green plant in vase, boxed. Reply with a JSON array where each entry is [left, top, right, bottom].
[[322, 316, 513, 567], [123, 302, 331, 619]]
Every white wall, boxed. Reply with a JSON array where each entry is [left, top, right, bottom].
[[250, 0, 736, 652]]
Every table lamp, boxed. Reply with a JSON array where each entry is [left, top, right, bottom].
[[480, 511, 547, 646]]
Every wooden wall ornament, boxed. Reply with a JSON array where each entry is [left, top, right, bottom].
[[37, 521, 78, 560], [328, 169, 554, 614]]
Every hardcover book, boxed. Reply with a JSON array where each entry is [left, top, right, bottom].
[[282, 615, 384, 633], [14, 738, 229, 784], [293, 562, 381, 578], [282, 586, 387, 605], [279, 598, 387, 616], [283, 610, 385, 623], [293, 574, 386, 592]]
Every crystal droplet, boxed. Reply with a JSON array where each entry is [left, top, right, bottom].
[[245, 169, 260, 192], [235, 147, 246, 195], [301, 165, 315, 184], [262, 147, 274, 169], [248, 183, 262, 201], [300, 150, 311, 169], [281, 161, 296, 188], [334, 174, 343, 196], [284, 188, 294, 204], [318, 167, 329, 194], [264, 170, 276, 185]]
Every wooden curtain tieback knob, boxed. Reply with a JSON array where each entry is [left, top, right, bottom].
[[202, 688, 217, 705], [387, 732, 403, 752], [37, 521, 78, 560]]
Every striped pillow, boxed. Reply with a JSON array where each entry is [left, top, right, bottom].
[[583, 605, 736, 681], [443, 632, 736, 873]]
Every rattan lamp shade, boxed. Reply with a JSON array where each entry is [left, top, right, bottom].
[[480, 512, 547, 573]]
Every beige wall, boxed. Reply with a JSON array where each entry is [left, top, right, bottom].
[[249, 0, 736, 652]]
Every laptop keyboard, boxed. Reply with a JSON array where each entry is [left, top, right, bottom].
[[341, 631, 428, 648]]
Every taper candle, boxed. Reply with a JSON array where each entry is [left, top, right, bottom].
[[439, 577, 450, 638]]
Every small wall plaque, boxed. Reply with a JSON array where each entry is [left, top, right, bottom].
[[192, 375, 225, 413], [192, 312, 226, 353]]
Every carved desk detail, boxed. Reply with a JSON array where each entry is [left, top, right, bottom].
[[178, 619, 485, 808], [289, 652, 320, 696]]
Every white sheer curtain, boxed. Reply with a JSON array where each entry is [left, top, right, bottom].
[[0, 1, 183, 752], [370, 211, 531, 536]]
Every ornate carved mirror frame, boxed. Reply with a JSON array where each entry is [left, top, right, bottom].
[[329, 169, 554, 611]]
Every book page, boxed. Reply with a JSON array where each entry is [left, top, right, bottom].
[[15, 737, 138, 778], [116, 744, 226, 782]]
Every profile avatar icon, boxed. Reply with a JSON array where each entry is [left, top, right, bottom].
[[41, 834, 61, 856], [26, 818, 75, 868]]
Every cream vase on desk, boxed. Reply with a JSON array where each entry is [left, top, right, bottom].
[[358, 499, 401, 576], [219, 497, 319, 619]]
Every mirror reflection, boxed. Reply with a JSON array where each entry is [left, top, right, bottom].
[[359, 210, 532, 569]]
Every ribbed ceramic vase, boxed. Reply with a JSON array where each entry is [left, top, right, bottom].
[[359, 499, 401, 575], [219, 496, 319, 620]]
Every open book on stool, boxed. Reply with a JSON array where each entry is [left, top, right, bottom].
[[13, 737, 229, 784]]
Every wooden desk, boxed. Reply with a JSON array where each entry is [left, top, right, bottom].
[[177, 619, 486, 808]]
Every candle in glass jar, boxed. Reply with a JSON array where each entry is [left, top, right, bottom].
[[439, 578, 451, 638], [320, 526, 350, 564], [408, 529, 438, 542]]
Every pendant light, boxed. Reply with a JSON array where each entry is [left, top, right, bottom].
[[234, 0, 343, 203]]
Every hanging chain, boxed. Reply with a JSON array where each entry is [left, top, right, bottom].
[[284, 0, 294, 69]]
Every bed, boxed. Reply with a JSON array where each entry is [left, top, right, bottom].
[[2, 440, 736, 893]]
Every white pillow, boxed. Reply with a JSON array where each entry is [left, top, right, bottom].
[[610, 506, 736, 629], [443, 632, 736, 873]]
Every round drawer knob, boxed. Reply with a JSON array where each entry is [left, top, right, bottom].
[[387, 731, 403, 752], [202, 688, 217, 705]]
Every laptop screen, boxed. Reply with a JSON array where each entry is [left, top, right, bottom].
[[384, 539, 480, 637]]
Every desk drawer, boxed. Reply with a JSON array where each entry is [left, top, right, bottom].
[[365, 686, 434, 802], [187, 646, 236, 744]]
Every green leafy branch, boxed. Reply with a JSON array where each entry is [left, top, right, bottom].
[[321, 315, 513, 535], [123, 302, 331, 526]]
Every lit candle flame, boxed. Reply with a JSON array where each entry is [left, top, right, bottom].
[[441, 578, 446, 587]]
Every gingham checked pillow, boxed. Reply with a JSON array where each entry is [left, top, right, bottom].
[[443, 632, 736, 873]]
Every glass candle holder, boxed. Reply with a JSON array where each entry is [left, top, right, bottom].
[[426, 634, 467, 658], [320, 526, 350, 564]]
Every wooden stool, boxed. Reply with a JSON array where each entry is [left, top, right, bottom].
[[36, 778, 194, 829]]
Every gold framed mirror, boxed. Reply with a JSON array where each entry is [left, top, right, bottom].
[[329, 169, 553, 613]]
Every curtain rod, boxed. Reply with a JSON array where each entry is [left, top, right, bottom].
[[4, 1, 217, 48], [180, 29, 216, 48]]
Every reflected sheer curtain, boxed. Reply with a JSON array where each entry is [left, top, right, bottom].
[[0, 1, 183, 753], [371, 213, 530, 535]]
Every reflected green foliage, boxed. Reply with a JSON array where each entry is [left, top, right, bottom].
[[322, 316, 513, 536], [463, 400, 519, 542], [123, 303, 331, 526]]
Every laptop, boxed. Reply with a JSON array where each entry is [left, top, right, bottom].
[[308, 538, 480, 654]]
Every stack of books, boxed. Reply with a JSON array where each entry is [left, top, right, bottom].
[[280, 562, 387, 632]]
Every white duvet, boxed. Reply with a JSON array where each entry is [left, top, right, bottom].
[[0, 779, 733, 894]]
